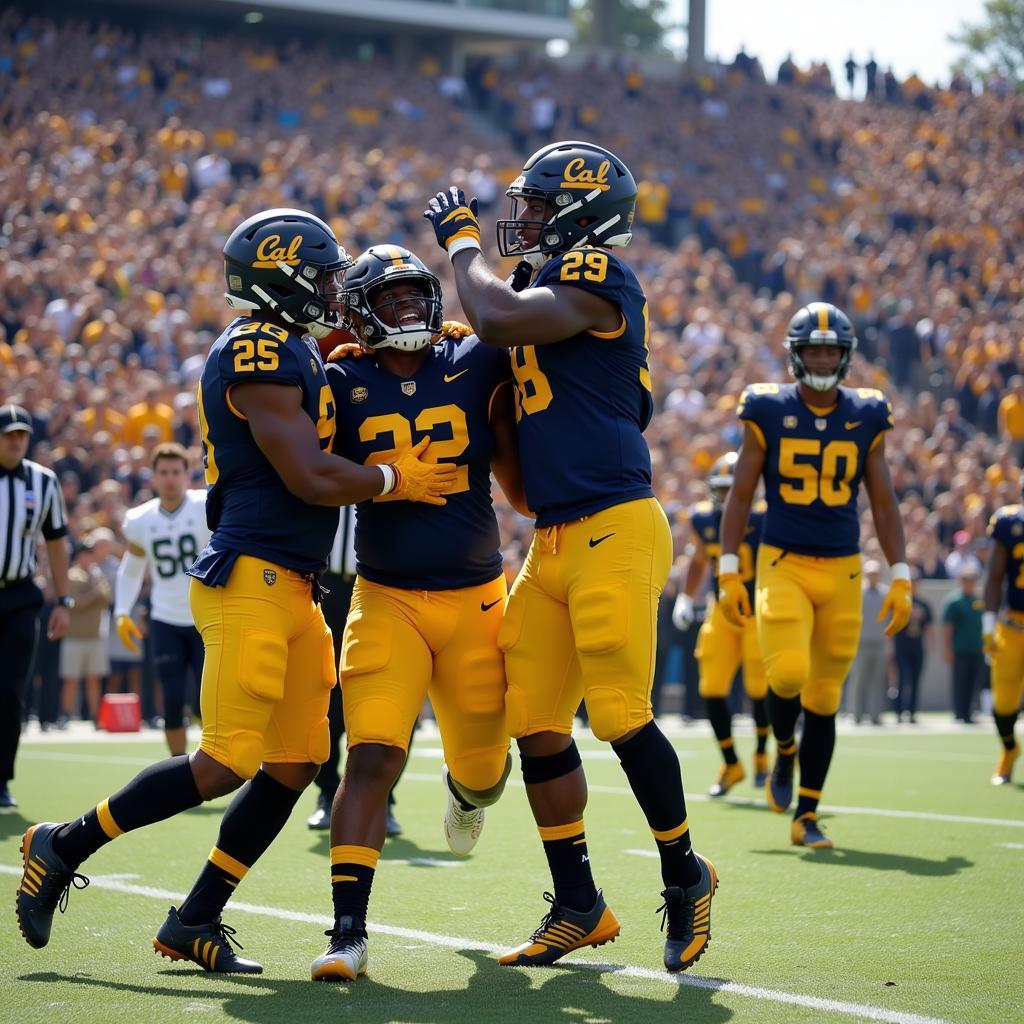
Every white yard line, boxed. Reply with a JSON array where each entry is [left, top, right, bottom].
[[16, 750, 1024, 830], [0, 866, 948, 1024]]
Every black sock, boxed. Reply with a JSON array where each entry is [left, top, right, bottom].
[[794, 709, 836, 819], [538, 820, 598, 912], [994, 712, 1019, 751], [705, 698, 738, 764], [614, 721, 699, 889], [54, 755, 201, 869], [767, 689, 802, 745], [752, 698, 770, 753], [330, 845, 378, 928], [177, 770, 303, 926]]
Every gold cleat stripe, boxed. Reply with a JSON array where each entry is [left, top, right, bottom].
[[209, 944, 219, 970]]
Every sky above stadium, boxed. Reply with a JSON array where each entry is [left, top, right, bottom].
[[666, 0, 988, 91]]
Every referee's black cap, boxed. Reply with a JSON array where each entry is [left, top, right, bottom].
[[0, 404, 33, 435]]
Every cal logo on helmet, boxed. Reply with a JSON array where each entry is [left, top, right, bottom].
[[252, 234, 303, 269], [560, 157, 611, 191]]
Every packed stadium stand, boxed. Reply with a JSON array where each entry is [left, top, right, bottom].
[[1, 2, 1020, 717]]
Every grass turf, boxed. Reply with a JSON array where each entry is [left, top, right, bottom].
[[2, 721, 1022, 1024]]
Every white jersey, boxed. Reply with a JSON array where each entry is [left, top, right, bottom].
[[122, 489, 210, 627]]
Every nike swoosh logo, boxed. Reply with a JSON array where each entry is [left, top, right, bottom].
[[589, 533, 615, 548], [444, 370, 469, 383], [845, 421, 861, 430], [481, 598, 502, 612], [850, 571, 861, 579]]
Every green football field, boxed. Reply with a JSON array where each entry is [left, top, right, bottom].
[[2, 720, 1022, 1024]]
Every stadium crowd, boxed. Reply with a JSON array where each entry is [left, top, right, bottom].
[[1, 9, 1021, 720]]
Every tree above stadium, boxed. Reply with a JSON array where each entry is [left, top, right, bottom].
[[950, 0, 1024, 85]]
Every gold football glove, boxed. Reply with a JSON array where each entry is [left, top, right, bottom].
[[440, 319, 473, 340], [389, 437, 459, 507], [878, 578, 912, 637], [116, 614, 143, 654], [717, 573, 751, 627], [327, 342, 365, 362], [983, 630, 1002, 660]]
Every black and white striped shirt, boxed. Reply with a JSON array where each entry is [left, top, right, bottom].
[[327, 505, 356, 579], [0, 459, 68, 581]]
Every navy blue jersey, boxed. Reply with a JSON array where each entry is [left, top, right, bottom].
[[738, 382, 894, 557], [327, 336, 511, 590], [189, 316, 340, 582], [988, 504, 1024, 612], [690, 499, 765, 598], [512, 248, 654, 527]]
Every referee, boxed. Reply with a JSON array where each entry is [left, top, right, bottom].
[[306, 506, 407, 835], [0, 404, 72, 808]]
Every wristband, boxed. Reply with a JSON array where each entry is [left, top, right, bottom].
[[890, 562, 911, 582], [719, 554, 739, 576], [378, 464, 397, 496], [983, 611, 996, 635], [447, 237, 482, 260]]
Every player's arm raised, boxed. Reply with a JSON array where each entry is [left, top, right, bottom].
[[488, 381, 532, 516], [232, 381, 457, 507], [718, 426, 764, 626], [862, 435, 912, 635]]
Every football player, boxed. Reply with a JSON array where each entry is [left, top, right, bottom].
[[309, 244, 524, 982], [425, 142, 717, 974], [15, 209, 456, 972], [672, 453, 771, 797], [114, 442, 209, 756], [718, 302, 912, 849], [984, 483, 1024, 785]]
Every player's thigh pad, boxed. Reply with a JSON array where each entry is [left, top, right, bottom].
[[805, 561, 863, 716], [992, 623, 1024, 715], [499, 547, 581, 737], [696, 602, 743, 699], [569, 497, 672, 741], [755, 548, 813, 699], [190, 562, 296, 779], [265, 610, 336, 766], [340, 580, 432, 750], [741, 616, 768, 700], [431, 578, 510, 793]]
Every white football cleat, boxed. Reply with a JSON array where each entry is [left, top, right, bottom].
[[311, 917, 368, 982], [443, 764, 485, 856]]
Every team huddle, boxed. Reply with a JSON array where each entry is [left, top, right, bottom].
[[13, 139, 1024, 983]]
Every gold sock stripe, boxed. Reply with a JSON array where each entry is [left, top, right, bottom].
[[537, 820, 585, 843], [797, 786, 822, 799], [331, 874, 359, 884], [96, 799, 124, 839], [209, 847, 250, 881], [572, 837, 587, 846], [330, 845, 380, 869], [718, 737, 735, 749], [652, 818, 689, 843], [777, 740, 797, 755], [756, 726, 771, 736]]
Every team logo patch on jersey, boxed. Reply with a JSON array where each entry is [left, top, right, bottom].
[[1014, 523, 1023, 536], [814, 418, 827, 431], [783, 416, 797, 429], [310, 358, 318, 375], [401, 381, 417, 397], [263, 569, 277, 586], [350, 387, 368, 404]]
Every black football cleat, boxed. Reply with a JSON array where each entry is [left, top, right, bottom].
[[659, 853, 718, 973], [15, 822, 89, 949], [153, 906, 263, 973], [499, 890, 620, 966], [766, 751, 796, 813]]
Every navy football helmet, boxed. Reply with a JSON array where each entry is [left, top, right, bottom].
[[343, 246, 443, 353], [497, 140, 637, 269], [708, 451, 738, 505], [223, 208, 351, 339], [784, 302, 857, 392]]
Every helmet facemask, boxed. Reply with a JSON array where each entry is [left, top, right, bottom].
[[352, 272, 443, 353], [785, 338, 855, 392]]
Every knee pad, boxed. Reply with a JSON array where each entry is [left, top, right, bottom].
[[586, 687, 634, 741], [449, 750, 511, 807], [765, 649, 810, 699], [802, 680, 844, 717], [225, 730, 264, 780], [520, 741, 581, 784]]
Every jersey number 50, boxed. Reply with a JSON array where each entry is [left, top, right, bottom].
[[778, 438, 858, 507]]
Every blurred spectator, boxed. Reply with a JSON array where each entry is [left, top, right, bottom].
[[998, 376, 1024, 465], [59, 537, 112, 725], [847, 560, 889, 725], [941, 564, 986, 724]]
